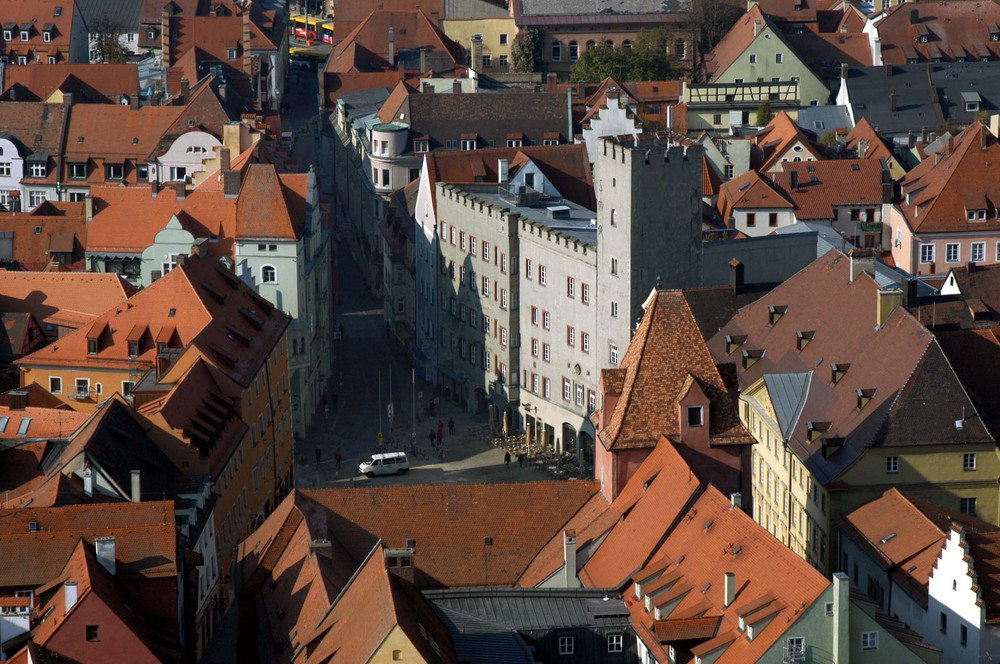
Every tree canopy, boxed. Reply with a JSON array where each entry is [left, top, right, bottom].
[[511, 27, 541, 73], [569, 28, 681, 83]]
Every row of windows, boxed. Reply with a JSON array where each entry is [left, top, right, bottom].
[[49, 376, 134, 399], [885, 453, 976, 473], [554, 634, 624, 655], [787, 632, 878, 657], [748, 52, 784, 64], [745, 212, 779, 228], [919, 241, 999, 264], [549, 38, 686, 62]]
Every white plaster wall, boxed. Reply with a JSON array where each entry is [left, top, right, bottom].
[[582, 95, 639, 164], [141, 216, 196, 286], [235, 240, 301, 318], [157, 132, 223, 182], [734, 209, 795, 237], [926, 530, 984, 662]]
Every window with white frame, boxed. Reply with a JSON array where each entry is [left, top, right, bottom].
[[0, 162, 10, 177], [920, 244, 934, 263], [610, 343, 620, 365], [28, 191, 45, 208], [569, 41, 579, 60], [575, 384, 584, 406], [749, 53, 757, 63], [961, 497, 977, 515], [861, 631, 878, 650], [687, 405, 704, 426], [946, 243, 960, 262], [551, 41, 562, 61], [610, 301, 619, 318], [75, 378, 90, 398], [49, 376, 62, 394], [28, 162, 45, 178], [261, 265, 277, 283], [567, 276, 575, 297], [69, 162, 86, 179], [582, 332, 590, 353], [964, 453, 976, 470], [543, 377, 551, 398], [531, 338, 539, 357], [170, 166, 186, 181], [567, 326, 575, 346], [787, 637, 805, 660], [972, 242, 986, 263], [886, 456, 899, 473], [581, 283, 590, 304], [558, 635, 574, 655], [525, 259, 533, 279], [775, 53, 784, 63], [562, 378, 571, 401], [539, 265, 547, 285]]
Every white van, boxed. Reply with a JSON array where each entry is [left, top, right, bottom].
[[359, 452, 410, 477]]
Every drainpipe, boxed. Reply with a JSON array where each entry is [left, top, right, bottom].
[[566, 88, 573, 143]]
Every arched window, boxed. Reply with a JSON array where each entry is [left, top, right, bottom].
[[569, 40, 579, 61], [586, 40, 596, 49], [261, 265, 276, 283], [604, 39, 615, 48], [551, 41, 562, 61], [292, 338, 299, 355], [622, 40, 633, 49], [675, 39, 686, 60]]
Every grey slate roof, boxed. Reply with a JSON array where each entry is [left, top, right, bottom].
[[763, 372, 812, 440], [519, 0, 684, 16], [430, 604, 535, 664], [426, 587, 631, 630], [444, 0, 509, 19], [842, 62, 1000, 137], [338, 87, 394, 122], [77, 0, 144, 31]]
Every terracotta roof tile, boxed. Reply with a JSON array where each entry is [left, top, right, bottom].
[[0, 270, 135, 330], [875, 1, 1000, 65], [0, 64, 139, 103], [752, 111, 827, 171], [64, 103, 186, 162], [716, 170, 794, 225], [298, 481, 599, 588], [0, 0, 77, 62], [771, 158, 884, 220], [705, 5, 773, 80]]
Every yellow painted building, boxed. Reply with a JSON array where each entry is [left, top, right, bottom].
[[440, 17, 516, 72]]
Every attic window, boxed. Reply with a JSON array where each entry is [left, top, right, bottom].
[[168, 308, 176, 317], [796, 330, 815, 350], [768, 305, 787, 325], [807, 421, 831, 442], [484, 536, 493, 546], [87, 338, 98, 354], [687, 405, 704, 427], [725, 334, 747, 354], [821, 436, 845, 457], [857, 388, 876, 409], [54, 6, 62, 16], [831, 363, 850, 384], [741, 349, 764, 369]]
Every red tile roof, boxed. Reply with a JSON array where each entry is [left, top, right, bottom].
[[325, 9, 463, 75], [0, 201, 87, 270], [298, 481, 599, 588], [705, 5, 774, 80], [0, 0, 78, 63], [0, 64, 139, 103], [716, 170, 794, 225], [0, 501, 177, 586], [598, 290, 750, 451], [0, 271, 136, 330], [875, 1, 1000, 65], [845, 116, 897, 164], [897, 121, 1000, 233], [18, 253, 290, 389], [752, 110, 827, 171], [771, 158, 884, 220]]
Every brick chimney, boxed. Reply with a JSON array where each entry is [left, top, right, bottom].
[[452, 79, 462, 94], [849, 248, 876, 282], [179, 77, 190, 104], [174, 180, 186, 200], [7, 390, 26, 410], [223, 170, 241, 197], [729, 258, 745, 295], [384, 546, 416, 584], [220, 147, 231, 172]]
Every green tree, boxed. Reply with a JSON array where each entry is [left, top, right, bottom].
[[756, 99, 774, 125], [90, 14, 131, 64], [569, 27, 679, 82], [511, 27, 541, 73]]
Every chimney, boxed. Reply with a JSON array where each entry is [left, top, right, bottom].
[[388, 26, 395, 67], [422, 82, 433, 94], [881, 164, 893, 203], [190, 238, 207, 257], [729, 258, 745, 295], [64, 581, 78, 613], [876, 287, 904, 326], [384, 546, 415, 584], [982, 125, 989, 151], [730, 492, 742, 510], [849, 248, 876, 282], [179, 77, 190, 104], [219, 147, 231, 172], [967, 260, 977, 274], [910, 7, 919, 23], [151, 179, 160, 198], [310, 538, 332, 559], [667, 104, 674, 130], [419, 47, 426, 73], [130, 90, 140, 110], [452, 79, 462, 94], [948, 134, 955, 155], [546, 72, 557, 89], [174, 180, 186, 200], [724, 572, 736, 608], [840, 63, 848, 81], [83, 466, 93, 497], [95, 536, 116, 575], [7, 390, 27, 410], [470, 33, 483, 71], [753, 19, 761, 37], [498, 159, 509, 183], [563, 530, 581, 588], [790, 168, 798, 190], [990, 113, 1000, 140], [223, 170, 241, 197], [130, 469, 141, 502], [833, 573, 849, 662], [884, 64, 893, 77], [160, 10, 169, 64], [577, 79, 586, 98], [62, 92, 73, 107], [904, 277, 918, 308], [241, 12, 251, 74], [84, 194, 93, 221], [889, 89, 897, 113]]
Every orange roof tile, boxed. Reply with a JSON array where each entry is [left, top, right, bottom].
[[705, 5, 775, 79], [752, 110, 827, 171], [0, 64, 139, 103], [298, 481, 599, 588], [845, 116, 897, 163], [875, 1, 1000, 65], [716, 170, 794, 225], [771, 158, 884, 220], [64, 103, 186, 161], [0, 405, 87, 438], [0, 0, 77, 63], [0, 271, 136, 330]]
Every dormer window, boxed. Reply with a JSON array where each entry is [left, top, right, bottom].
[[768, 305, 787, 325], [20, 31, 29, 42], [742, 349, 764, 369], [831, 363, 850, 384], [43, 31, 51, 43], [796, 330, 815, 350], [87, 338, 98, 354], [128, 340, 139, 357], [807, 421, 831, 442], [919, 34, 929, 43], [857, 388, 876, 409], [2, 30, 10, 42], [725, 334, 747, 354], [147, 29, 157, 40], [687, 405, 704, 427], [968, 208, 987, 221], [993, 32, 1000, 41], [414, 139, 429, 153]]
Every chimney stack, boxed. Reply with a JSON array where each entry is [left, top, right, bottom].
[[849, 248, 876, 282], [730, 492, 742, 510], [179, 77, 190, 104], [452, 79, 462, 94], [889, 89, 897, 113], [7, 390, 26, 410], [174, 180, 186, 200], [83, 466, 93, 497], [422, 82, 433, 94], [881, 164, 894, 203], [84, 194, 93, 221], [95, 536, 116, 575], [131, 469, 141, 502], [724, 572, 736, 608], [223, 170, 241, 197], [219, 147, 231, 172], [64, 581, 78, 613], [563, 530, 581, 588], [388, 26, 395, 67], [310, 538, 332, 559], [753, 19, 761, 37], [904, 277, 918, 308], [151, 179, 160, 198], [729, 258, 745, 295], [884, 64, 893, 77], [910, 7, 919, 23]]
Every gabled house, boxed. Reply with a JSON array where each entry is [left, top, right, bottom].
[[885, 122, 1000, 275], [0, 101, 68, 211], [752, 110, 828, 172], [76, 0, 143, 63], [0, 0, 88, 66], [839, 487, 1000, 661], [708, 249, 995, 573], [716, 169, 796, 237], [594, 289, 752, 504], [0, 63, 140, 103], [844, 116, 907, 179], [0, 200, 88, 269]]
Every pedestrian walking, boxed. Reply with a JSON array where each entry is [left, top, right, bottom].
[[504, 450, 511, 468], [428, 430, 436, 447], [324, 402, 330, 419], [437, 420, 444, 435], [314, 446, 322, 465], [334, 449, 343, 469], [436, 429, 443, 445], [518, 453, 524, 468], [448, 419, 455, 435]]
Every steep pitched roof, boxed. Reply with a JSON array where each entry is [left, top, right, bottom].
[[704, 5, 777, 79], [897, 122, 1000, 233], [716, 170, 794, 224], [598, 290, 750, 451], [297, 481, 599, 589], [0, 0, 78, 62], [0, 271, 136, 330], [874, 0, 1000, 65], [326, 8, 463, 74], [845, 116, 897, 164], [752, 110, 827, 171], [236, 165, 306, 239], [0, 64, 139, 103], [18, 254, 290, 388], [708, 251, 991, 485], [0, 200, 88, 269], [63, 103, 186, 161], [770, 158, 884, 220]]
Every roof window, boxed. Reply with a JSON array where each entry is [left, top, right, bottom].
[[807, 421, 831, 442], [768, 304, 787, 325], [725, 334, 747, 354], [796, 330, 814, 350], [857, 388, 876, 409], [741, 349, 764, 369], [831, 362, 850, 384]]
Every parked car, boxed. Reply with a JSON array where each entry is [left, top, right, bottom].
[[359, 452, 409, 477]]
